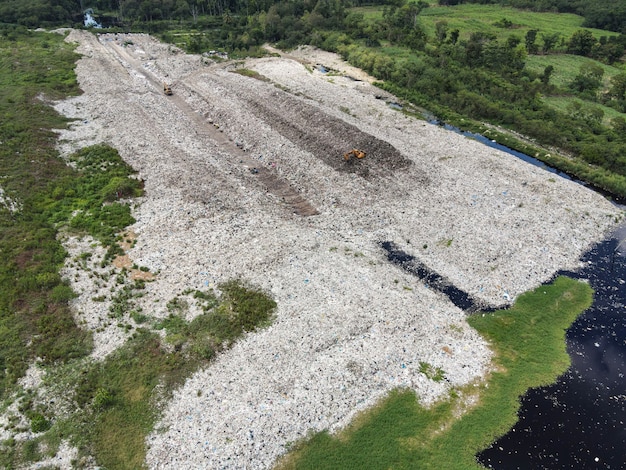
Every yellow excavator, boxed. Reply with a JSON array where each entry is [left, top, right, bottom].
[[344, 149, 366, 161], [163, 83, 173, 95]]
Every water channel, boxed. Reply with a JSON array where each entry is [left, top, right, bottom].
[[386, 120, 626, 468]]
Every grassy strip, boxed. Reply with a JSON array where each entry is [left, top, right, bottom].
[[542, 96, 625, 127], [277, 276, 592, 469], [231, 67, 271, 81], [0, 29, 92, 403], [0, 29, 150, 468], [67, 281, 276, 469], [0, 31, 142, 399]]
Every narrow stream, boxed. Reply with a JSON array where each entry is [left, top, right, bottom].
[[430, 120, 574, 180], [430, 120, 626, 206]]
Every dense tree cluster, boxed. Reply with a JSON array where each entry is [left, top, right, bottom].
[[2, 0, 625, 36], [0, 0, 80, 27]]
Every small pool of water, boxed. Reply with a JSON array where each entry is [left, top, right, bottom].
[[380, 241, 481, 312]]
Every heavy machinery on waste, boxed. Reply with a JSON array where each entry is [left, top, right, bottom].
[[343, 149, 366, 161], [163, 83, 173, 95]]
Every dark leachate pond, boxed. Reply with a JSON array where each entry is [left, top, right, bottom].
[[478, 224, 626, 469], [402, 119, 626, 468], [381, 225, 626, 468], [380, 241, 481, 312]]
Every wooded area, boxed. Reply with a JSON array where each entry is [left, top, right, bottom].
[[2, 0, 626, 196], [2, 0, 624, 33]]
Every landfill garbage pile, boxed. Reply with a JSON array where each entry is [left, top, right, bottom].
[[47, 31, 623, 468]]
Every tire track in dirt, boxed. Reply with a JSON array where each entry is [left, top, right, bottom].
[[243, 84, 414, 179], [103, 39, 319, 217]]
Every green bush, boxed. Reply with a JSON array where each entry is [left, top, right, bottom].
[[29, 413, 51, 433], [219, 279, 277, 332], [49, 283, 75, 303], [93, 387, 115, 411], [100, 177, 142, 201]]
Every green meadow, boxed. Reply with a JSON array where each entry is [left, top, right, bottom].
[[418, 4, 616, 42]]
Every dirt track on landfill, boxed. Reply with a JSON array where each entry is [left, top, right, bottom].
[[47, 30, 623, 469]]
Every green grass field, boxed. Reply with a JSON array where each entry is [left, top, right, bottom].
[[526, 54, 623, 89], [352, 3, 617, 45], [542, 96, 624, 126], [524, 54, 624, 124], [277, 277, 593, 470], [418, 4, 617, 44]]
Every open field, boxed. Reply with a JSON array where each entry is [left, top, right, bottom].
[[353, 4, 618, 43], [542, 96, 624, 126], [525, 54, 624, 89], [417, 4, 618, 43], [7, 30, 621, 468]]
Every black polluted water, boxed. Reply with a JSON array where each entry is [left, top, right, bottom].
[[478, 224, 626, 469], [420, 117, 626, 467]]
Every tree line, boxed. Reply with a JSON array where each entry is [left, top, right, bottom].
[[1, 0, 625, 33]]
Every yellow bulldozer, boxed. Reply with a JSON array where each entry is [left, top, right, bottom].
[[163, 83, 173, 95], [343, 149, 366, 161]]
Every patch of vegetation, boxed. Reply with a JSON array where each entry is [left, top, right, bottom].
[[277, 276, 592, 469], [525, 54, 622, 90], [71, 329, 186, 469], [109, 282, 144, 320], [438, 238, 454, 248], [42, 143, 144, 259], [218, 279, 277, 333], [231, 68, 271, 81], [0, 30, 93, 406], [66, 281, 275, 469], [339, 105, 353, 116], [419, 361, 445, 382]]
